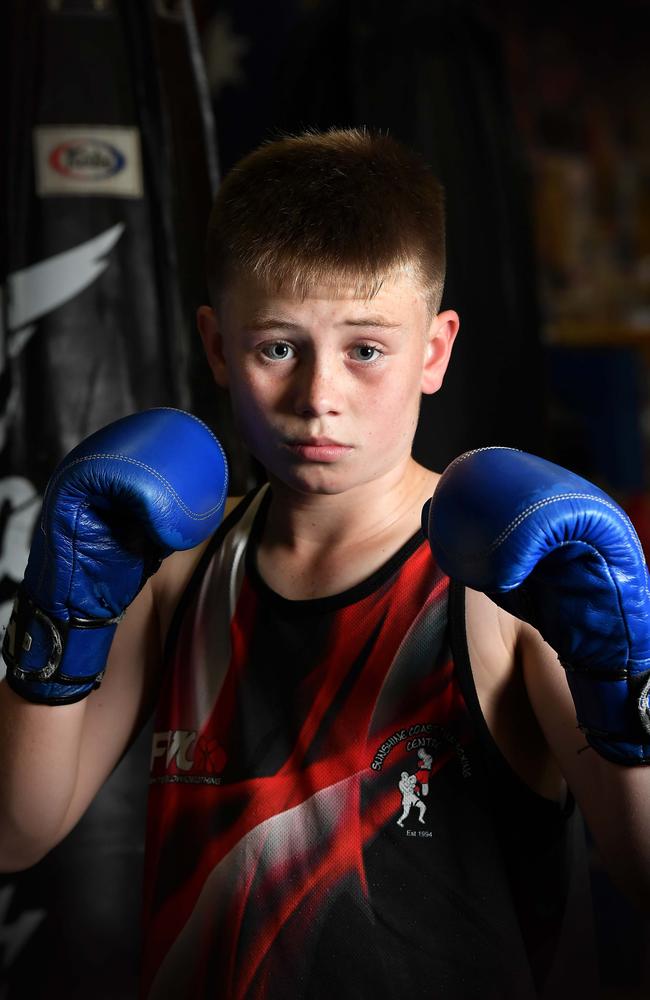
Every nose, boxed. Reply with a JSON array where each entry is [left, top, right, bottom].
[[292, 353, 342, 418]]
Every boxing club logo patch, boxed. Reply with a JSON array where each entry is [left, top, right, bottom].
[[370, 722, 472, 834]]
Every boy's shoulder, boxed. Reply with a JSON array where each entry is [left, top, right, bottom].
[[151, 495, 245, 643]]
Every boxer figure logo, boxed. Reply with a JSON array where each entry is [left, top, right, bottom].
[[370, 721, 472, 829], [396, 771, 427, 827]]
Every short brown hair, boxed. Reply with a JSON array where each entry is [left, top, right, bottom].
[[206, 128, 446, 314]]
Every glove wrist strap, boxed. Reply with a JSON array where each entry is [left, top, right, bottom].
[[2, 588, 123, 705], [564, 664, 650, 765]]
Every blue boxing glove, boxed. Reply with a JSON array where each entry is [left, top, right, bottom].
[[2, 408, 228, 705], [423, 447, 650, 766]]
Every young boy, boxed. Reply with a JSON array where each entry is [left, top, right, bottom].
[[1, 129, 649, 999]]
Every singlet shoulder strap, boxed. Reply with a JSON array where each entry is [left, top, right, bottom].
[[448, 580, 497, 758], [162, 485, 267, 665]]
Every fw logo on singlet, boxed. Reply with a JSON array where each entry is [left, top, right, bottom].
[[150, 729, 228, 785]]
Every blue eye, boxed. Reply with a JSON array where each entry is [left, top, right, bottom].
[[261, 342, 295, 361], [351, 345, 382, 362]]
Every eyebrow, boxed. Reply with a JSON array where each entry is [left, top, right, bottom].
[[344, 317, 401, 329], [246, 316, 401, 331], [246, 318, 301, 331]]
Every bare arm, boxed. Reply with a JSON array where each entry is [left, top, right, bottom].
[[426, 445, 650, 908], [0, 576, 160, 872], [0, 409, 229, 872], [0, 494, 237, 873], [519, 621, 650, 909]]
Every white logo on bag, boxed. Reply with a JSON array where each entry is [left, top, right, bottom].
[[0, 224, 124, 669], [1, 222, 125, 385]]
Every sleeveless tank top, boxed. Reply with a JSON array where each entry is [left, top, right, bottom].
[[141, 487, 597, 999]]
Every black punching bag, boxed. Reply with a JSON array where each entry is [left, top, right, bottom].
[[0, 2, 243, 997]]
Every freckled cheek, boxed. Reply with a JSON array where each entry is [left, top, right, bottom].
[[362, 369, 420, 418], [226, 371, 278, 443], [368, 374, 421, 449], [229, 365, 278, 410]]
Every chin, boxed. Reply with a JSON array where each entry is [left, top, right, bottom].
[[291, 476, 349, 497], [274, 465, 356, 496]]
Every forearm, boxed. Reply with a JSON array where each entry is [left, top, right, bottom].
[[521, 624, 650, 908], [0, 409, 226, 870], [561, 731, 650, 910], [585, 762, 650, 910], [427, 445, 650, 907], [0, 680, 87, 871]]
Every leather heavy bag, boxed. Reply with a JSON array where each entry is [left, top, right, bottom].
[[0, 2, 243, 997]]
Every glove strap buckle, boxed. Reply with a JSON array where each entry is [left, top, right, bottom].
[[4, 600, 64, 681], [2, 588, 125, 701]]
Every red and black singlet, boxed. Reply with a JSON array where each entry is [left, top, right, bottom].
[[141, 488, 596, 999]]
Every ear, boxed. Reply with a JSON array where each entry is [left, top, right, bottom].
[[197, 305, 229, 387], [420, 309, 459, 395]]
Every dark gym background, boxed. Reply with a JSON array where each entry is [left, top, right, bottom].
[[1, 1, 648, 997]]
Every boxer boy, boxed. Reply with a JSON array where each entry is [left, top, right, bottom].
[[1, 129, 648, 999]]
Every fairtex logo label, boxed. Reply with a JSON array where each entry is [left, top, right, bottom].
[[33, 125, 143, 198], [150, 729, 228, 786], [48, 138, 125, 181]]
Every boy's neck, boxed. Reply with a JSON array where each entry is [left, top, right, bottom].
[[253, 458, 438, 601], [263, 457, 434, 549]]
